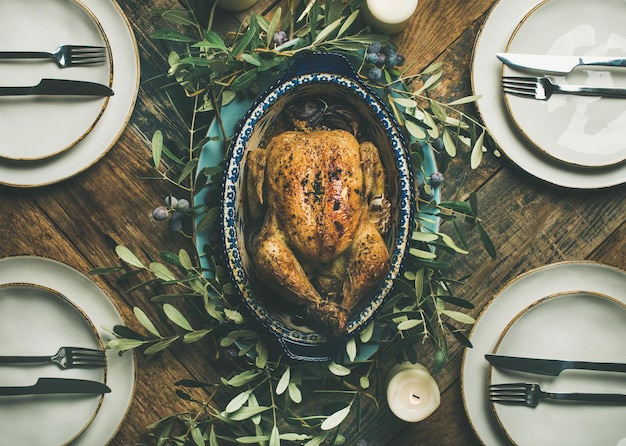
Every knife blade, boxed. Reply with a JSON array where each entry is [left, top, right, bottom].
[[0, 377, 111, 396], [485, 354, 626, 376], [0, 78, 114, 97], [496, 53, 626, 75]]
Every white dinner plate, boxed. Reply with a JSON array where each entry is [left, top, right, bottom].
[[489, 290, 626, 446], [461, 261, 626, 445], [0, 256, 135, 446], [0, 0, 139, 186], [0, 282, 105, 446], [471, 0, 626, 188], [503, 0, 626, 168], [0, 0, 113, 161]]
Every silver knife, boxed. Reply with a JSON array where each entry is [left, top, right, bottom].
[[0, 377, 111, 396], [0, 78, 113, 97], [496, 53, 626, 75], [485, 354, 626, 376]]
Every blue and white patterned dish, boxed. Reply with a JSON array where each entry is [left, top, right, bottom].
[[217, 53, 414, 361]]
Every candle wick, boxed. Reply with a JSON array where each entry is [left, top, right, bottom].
[[410, 392, 421, 404]]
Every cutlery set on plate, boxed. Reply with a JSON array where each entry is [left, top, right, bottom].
[[497, 52, 626, 100], [0, 44, 112, 96], [0, 346, 110, 396], [486, 354, 626, 407]]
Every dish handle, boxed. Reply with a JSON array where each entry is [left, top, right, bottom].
[[277, 335, 340, 362], [285, 51, 360, 80]]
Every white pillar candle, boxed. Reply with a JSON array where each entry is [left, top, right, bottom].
[[216, 0, 258, 12], [362, 0, 418, 35], [386, 362, 440, 422]]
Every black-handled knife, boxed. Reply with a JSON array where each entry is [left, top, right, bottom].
[[0, 377, 111, 396], [485, 354, 626, 376], [0, 78, 113, 97]]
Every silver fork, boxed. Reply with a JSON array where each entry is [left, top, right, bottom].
[[489, 383, 626, 407], [501, 76, 626, 100], [0, 347, 106, 369], [0, 44, 107, 68]]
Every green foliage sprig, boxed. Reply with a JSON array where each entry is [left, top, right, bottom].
[[93, 1, 497, 444]]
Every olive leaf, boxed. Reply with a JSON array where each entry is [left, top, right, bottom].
[[321, 404, 352, 431], [183, 329, 211, 343], [346, 337, 357, 362], [440, 309, 476, 325], [151, 130, 163, 168], [471, 130, 486, 169], [288, 383, 303, 403], [397, 319, 423, 331], [328, 362, 351, 377], [163, 304, 194, 331], [133, 306, 161, 337], [269, 425, 280, 446], [144, 336, 179, 355], [149, 262, 178, 281], [276, 367, 291, 395], [107, 338, 148, 351], [115, 245, 145, 268], [222, 405, 271, 421], [359, 322, 374, 343], [226, 390, 252, 413]]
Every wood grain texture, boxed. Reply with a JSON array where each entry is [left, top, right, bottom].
[[0, 0, 623, 445]]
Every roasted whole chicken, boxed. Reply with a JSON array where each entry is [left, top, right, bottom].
[[244, 104, 391, 335]]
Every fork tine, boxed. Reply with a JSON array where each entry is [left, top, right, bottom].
[[67, 347, 106, 367], [68, 45, 106, 50], [70, 58, 108, 66], [66, 346, 104, 354], [67, 45, 107, 66], [502, 76, 539, 84], [71, 51, 106, 58], [501, 79, 535, 88], [71, 49, 107, 56], [490, 383, 528, 389], [501, 79, 537, 97], [71, 357, 106, 364], [71, 350, 106, 359], [502, 88, 536, 98], [489, 383, 533, 405]]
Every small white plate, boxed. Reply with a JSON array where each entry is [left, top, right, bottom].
[[0, 282, 105, 446], [471, 0, 626, 188], [0, 256, 135, 446], [489, 290, 626, 446], [461, 261, 626, 445], [0, 0, 139, 186], [0, 0, 112, 161], [503, 0, 626, 168]]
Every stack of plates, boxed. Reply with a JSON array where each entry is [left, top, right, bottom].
[[0, 256, 135, 445], [461, 261, 626, 445], [0, 0, 139, 187], [472, 0, 626, 188]]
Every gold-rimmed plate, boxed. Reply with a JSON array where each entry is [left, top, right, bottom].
[[503, 0, 626, 169], [471, 0, 626, 189], [460, 261, 626, 445], [0, 0, 139, 187], [0, 282, 105, 446], [0, 256, 135, 446], [0, 0, 113, 161], [489, 290, 626, 446]]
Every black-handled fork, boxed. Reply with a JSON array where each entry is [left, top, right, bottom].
[[0, 347, 106, 369], [0, 44, 107, 68], [489, 383, 626, 407]]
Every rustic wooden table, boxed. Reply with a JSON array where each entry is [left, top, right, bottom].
[[1, 0, 624, 445]]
